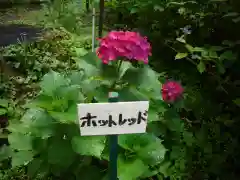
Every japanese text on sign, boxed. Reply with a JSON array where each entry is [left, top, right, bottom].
[[77, 101, 149, 136]]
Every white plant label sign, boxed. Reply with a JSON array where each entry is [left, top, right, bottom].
[[77, 101, 149, 136]]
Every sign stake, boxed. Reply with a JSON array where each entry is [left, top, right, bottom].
[[108, 92, 119, 180]]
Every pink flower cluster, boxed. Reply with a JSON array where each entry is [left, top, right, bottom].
[[96, 31, 151, 64], [161, 81, 184, 103]]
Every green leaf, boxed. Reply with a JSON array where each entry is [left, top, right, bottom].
[[147, 122, 167, 137], [19, 108, 55, 138], [121, 66, 141, 85], [47, 138, 76, 167], [72, 136, 106, 158], [100, 64, 119, 81], [197, 61, 205, 73], [8, 133, 33, 151], [185, 44, 194, 52], [0, 145, 12, 161], [68, 71, 85, 86], [55, 85, 83, 101], [182, 131, 195, 146], [48, 104, 77, 124], [0, 108, 7, 115], [170, 146, 186, 160], [137, 138, 166, 165], [233, 16, 240, 23], [81, 79, 102, 94], [119, 61, 133, 79], [159, 161, 171, 177], [223, 12, 239, 18], [121, 66, 161, 100], [94, 84, 109, 102], [118, 134, 157, 152], [147, 106, 159, 122], [27, 158, 43, 177], [164, 110, 184, 133], [176, 37, 186, 43], [12, 150, 34, 168], [220, 51, 236, 61], [118, 156, 148, 180], [233, 98, 240, 107], [40, 71, 69, 96], [75, 52, 101, 78], [154, 5, 164, 12], [175, 53, 188, 60], [24, 95, 55, 111], [138, 66, 162, 100], [20, 108, 54, 127], [0, 99, 9, 108], [119, 86, 148, 101], [140, 168, 159, 178], [130, 7, 138, 14], [74, 47, 88, 57]]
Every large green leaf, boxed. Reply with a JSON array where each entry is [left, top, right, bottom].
[[19, 108, 55, 138], [55, 85, 83, 101], [118, 61, 132, 79], [119, 86, 148, 101], [175, 53, 188, 60], [118, 155, 148, 180], [12, 150, 34, 168], [100, 63, 119, 81], [0, 145, 12, 161], [48, 104, 78, 124], [74, 52, 101, 78], [94, 84, 110, 102], [159, 161, 171, 178], [138, 65, 162, 100], [147, 106, 159, 122], [118, 134, 156, 152], [81, 79, 102, 94], [0, 108, 7, 115], [27, 158, 43, 177], [121, 66, 143, 86], [20, 108, 54, 127], [8, 133, 33, 151], [71, 136, 106, 158], [140, 168, 159, 178], [40, 71, 69, 96], [136, 138, 166, 165], [68, 71, 85, 86], [47, 138, 76, 167], [0, 99, 9, 108], [182, 131, 195, 147], [119, 133, 166, 165], [24, 95, 55, 111], [121, 65, 162, 100]]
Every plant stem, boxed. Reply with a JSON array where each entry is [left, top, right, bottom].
[[117, 60, 123, 73]]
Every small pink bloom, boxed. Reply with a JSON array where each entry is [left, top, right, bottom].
[[96, 31, 151, 64], [161, 81, 184, 103]]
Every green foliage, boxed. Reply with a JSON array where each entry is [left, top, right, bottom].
[[105, 0, 240, 179], [1, 0, 240, 179], [5, 51, 175, 179]]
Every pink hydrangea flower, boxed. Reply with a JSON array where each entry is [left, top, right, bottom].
[[96, 31, 151, 64], [161, 81, 184, 103]]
